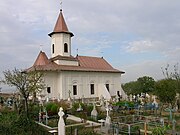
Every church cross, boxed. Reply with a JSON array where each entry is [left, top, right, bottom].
[[60, 0, 63, 10], [40, 45, 43, 51], [76, 48, 79, 55]]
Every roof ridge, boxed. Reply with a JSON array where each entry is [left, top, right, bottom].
[[77, 55, 103, 59]]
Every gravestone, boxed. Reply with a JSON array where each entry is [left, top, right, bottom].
[[165, 108, 176, 122], [46, 97, 49, 102], [105, 106, 111, 125], [68, 90, 71, 101], [58, 107, 65, 135], [100, 95, 104, 106], [160, 118, 164, 126], [152, 95, 158, 109], [91, 103, 98, 120], [129, 94, 133, 101], [45, 109, 49, 125]]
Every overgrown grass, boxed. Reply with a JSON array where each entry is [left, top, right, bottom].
[[0, 112, 49, 135]]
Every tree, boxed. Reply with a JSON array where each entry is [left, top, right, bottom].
[[1, 68, 45, 118], [137, 76, 155, 94], [161, 63, 180, 109], [161, 63, 180, 92], [122, 76, 155, 95], [155, 79, 177, 108], [172, 63, 180, 93], [122, 81, 140, 95]]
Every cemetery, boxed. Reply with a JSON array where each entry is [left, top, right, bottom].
[[1, 0, 180, 134], [1, 91, 180, 135]]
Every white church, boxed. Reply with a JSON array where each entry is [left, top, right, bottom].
[[28, 9, 126, 101]]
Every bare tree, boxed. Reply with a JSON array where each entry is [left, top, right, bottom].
[[1, 68, 45, 118], [161, 63, 180, 110]]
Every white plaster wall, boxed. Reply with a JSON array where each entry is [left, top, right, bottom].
[[42, 71, 126, 100], [54, 59, 79, 66], [51, 33, 71, 58], [42, 71, 60, 99], [60, 71, 124, 99]]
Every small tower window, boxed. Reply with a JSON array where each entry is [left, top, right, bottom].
[[64, 43, 68, 53], [52, 44, 54, 54]]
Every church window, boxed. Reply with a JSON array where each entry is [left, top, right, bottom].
[[47, 87, 51, 93], [52, 44, 54, 54], [64, 43, 68, 53], [90, 84, 95, 95], [106, 84, 110, 92], [73, 85, 77, 95]]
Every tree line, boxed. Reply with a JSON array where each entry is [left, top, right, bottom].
[[122, 63, 180, 109]]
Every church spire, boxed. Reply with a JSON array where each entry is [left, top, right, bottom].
[[49, 5, 73, 58], [48, 8, 73, 37]]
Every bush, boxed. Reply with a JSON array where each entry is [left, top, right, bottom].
[[115, 101, 135, 108], [51, 104, 58, 114], [0, 112, 49, 135], [45, 102, 54, 112], [28, 103, 40, 120]]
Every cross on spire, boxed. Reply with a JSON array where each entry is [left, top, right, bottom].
[[76, 48, 79, 56], [60, 0, 63, 11], [40, 45, 43, 51]]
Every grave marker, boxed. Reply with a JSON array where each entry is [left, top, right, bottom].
[[58, 107, 65, 135]]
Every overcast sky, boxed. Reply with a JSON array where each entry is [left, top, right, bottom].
[[0, 0, 180, 92]]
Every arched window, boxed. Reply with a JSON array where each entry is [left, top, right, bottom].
[[105, 81, 110, 92], [73, 85, 77, 95], [106, 84, 110, 92], [72, 81, 78, 96], [90, 81, 95, 95], [90, 84, 95, 95], [64, 43, 68, 53], [52, 44, 54, 54], [47, 87, 51, 93]]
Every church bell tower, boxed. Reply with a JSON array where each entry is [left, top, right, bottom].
[[48, 9, 74, 58]]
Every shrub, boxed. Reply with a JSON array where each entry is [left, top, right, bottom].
[[57, 100, 69, 110], [51, 104, 58, 114], [45, 102, 54, 112], [0, 112, 49, 135], [115, 101, 135, 108]]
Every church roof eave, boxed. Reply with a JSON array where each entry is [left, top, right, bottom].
[[48, 31, 74, 37], [26, 64, 125, 74]]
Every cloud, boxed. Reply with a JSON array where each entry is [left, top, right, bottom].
[[126, 40, 155, 53], [121, 60, 170, 83], [0, 0, 180, 89]]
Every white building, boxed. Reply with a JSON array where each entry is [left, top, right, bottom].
[[28, 9, 126, 100]]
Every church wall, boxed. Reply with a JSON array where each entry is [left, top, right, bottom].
[[60, 71, 123, 100], [42, 71, 125, 100], [43, 71, 60, 99]]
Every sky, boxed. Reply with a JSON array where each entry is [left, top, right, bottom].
[[0, 0, 180, 92]]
